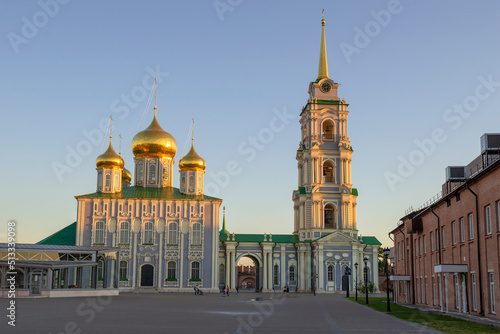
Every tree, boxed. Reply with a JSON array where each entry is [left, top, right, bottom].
[[378, 246, 387, 273]]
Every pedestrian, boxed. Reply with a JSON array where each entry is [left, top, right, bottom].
[[236, 286, 239, 294], [226, 285, 230, 297], [222, 288, 226, 297], [194, 285, 198, 295], [286, 285, 289, 295]]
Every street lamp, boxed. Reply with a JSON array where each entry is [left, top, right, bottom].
[[363, 257, 368, 304], [344, 266, 351, 298], [383, 247, 391, 312], [354, 263, 358, 301]]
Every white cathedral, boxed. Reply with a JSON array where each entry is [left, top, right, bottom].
[[40, 17, 381, 293]]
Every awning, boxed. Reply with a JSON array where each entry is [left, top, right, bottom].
[[389, 275, 410, 281], [434, 264, 468, 273]]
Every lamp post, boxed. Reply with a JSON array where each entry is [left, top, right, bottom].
[[383, 247, 391, 312], [345, 266, 351, 298], [354, 263, 358, 301], [363, 257, 369, 304]]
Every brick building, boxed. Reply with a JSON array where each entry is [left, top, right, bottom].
[[390, 134, 500, 320]]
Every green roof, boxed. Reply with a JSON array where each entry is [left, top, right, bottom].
[[76, 186, 222, 201], [360, 236, 382, 246], [220, 233, 299, 243], [37, 222, 76, 246], [352, 188, 358, 196]]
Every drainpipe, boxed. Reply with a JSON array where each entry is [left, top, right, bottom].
[[430, 207, 441, 265], [465, 183, 485, 316], [409, 225, 415, 304]]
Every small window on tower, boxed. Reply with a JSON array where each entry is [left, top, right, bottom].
[[105, 175, 111, 187], [322, 120, 334, 140], [324, 204, 336, 229], [181, 176, 186, 188], [149, 164, 156, 184]]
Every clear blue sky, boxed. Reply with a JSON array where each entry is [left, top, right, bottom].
[[1, 1, 500, 248]]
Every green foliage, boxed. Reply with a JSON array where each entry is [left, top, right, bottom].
[[357, 280, 376, 293]]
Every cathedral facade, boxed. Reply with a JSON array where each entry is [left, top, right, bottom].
[[71, 17, 380, 293]]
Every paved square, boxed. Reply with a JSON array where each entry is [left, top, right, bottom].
[[1, 293, 441, 334]]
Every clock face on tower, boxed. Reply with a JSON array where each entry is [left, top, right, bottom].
[[320, 82, 332, 93]]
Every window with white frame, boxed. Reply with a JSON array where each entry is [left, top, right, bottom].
[[167, 261, 176, 280], [472, 273, 477, 311], [192, 222, 202, 245], [460, 217, 465, 243], [94, 221, 105, 244], [148, 164, 156, 183], [137, 164, 143, 182], [119, 221, 130, 244], [191, 262, 200, 280], [469, 213, 474, 240], [442, 226, 446, 248], [181, 176, 186, 188], [168, 222, 178, 245], [452, 221, 456, 245], [327, 265, 334, 281], [273, 265, 279, 285], [189, 175, 194, 188], [490, 272, 496, 314], [97, 258, 104, 280], [430, 231, 434, 251], [143, 221, 154, 244], [105, 174, 111, 187], [98, 172, 102, 189], [486, 205, 492, 235], [119, 261, 128, 280], [114, 174, 119, 187], [289, 265, 295, 281]]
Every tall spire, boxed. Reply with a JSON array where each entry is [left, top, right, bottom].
[[220, 206, 229, 235], [317, 9, 329, 80]]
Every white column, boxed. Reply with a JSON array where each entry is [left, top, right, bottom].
[[372, 247, 379, 291], [158, 231, 163, 288], [318, 246, 324, 291], [132, 233, 138, 288], [281, 247, 286, 287], [179, 231, 184, 288], [225, 250, 230, 288], [231, 251, 236, 289], [262, 251, 268, 290], [445, 274, 448, 312], [297, 249, 303, 291], [340, 159, 344, 184], [267, 252, 272, 290]]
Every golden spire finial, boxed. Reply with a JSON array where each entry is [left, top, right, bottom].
[[317, 9, 329, 80], [119, 133, 122, 155], [154, 78, 157, 117], [109, 115, 113, 139], [191, 118, 195, 144]]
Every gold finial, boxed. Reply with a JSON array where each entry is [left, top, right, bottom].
[[191, 118, 195, 144], [317, 10, 329, 80], [154, 78, 157, 117], [119, 133, 122, 155], [109, 115, 113, 139]]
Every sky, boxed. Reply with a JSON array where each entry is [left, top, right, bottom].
[[1, 0, 500, 248]]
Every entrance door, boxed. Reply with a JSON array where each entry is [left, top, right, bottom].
[[30, 273, 42, 295], [141, 265, 154, 286]]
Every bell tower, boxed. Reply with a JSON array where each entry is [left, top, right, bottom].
[[293, 14, 358, 241]]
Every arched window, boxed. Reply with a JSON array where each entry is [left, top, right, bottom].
[[322, 120, 334, 140], [327, 265, 334, 281], [324, 204, 336, 229], [119, 261, 128, 280], [97, 172, 102, 189], [119, 221, 130, 244], [289, 265, 296, 282], [143, 221, 154, 244], [323, 160, 335, 183], [94, 221, 105, 244], [167, 261, 176, 280], [191, 262, 200, 280], [114, 174, 119, 186], [168, 222, 178, 245], [192, 222, 202, 245], [189, 175, 194, 188], [105, 174, 111, 187], [273, 264, 279, 285], [149, 164, 156, 183], [181, 175, 186, 188], [137, 164, 143, 182]]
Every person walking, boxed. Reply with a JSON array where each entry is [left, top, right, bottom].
[[194, 285, 198, 295], [226, 285, 230, 297]]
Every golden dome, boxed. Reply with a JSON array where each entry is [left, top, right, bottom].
[[179, 142, 206, 171], [122, 167, 132, 183], [96, 141, 124, 169], [132, 108, 177, 158]]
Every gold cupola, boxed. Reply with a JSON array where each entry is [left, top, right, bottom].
[[96, 140, 124, 169], [131, 106, 177, 158], [122, 167, 132, 183], [179, 139, 206, 171]]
